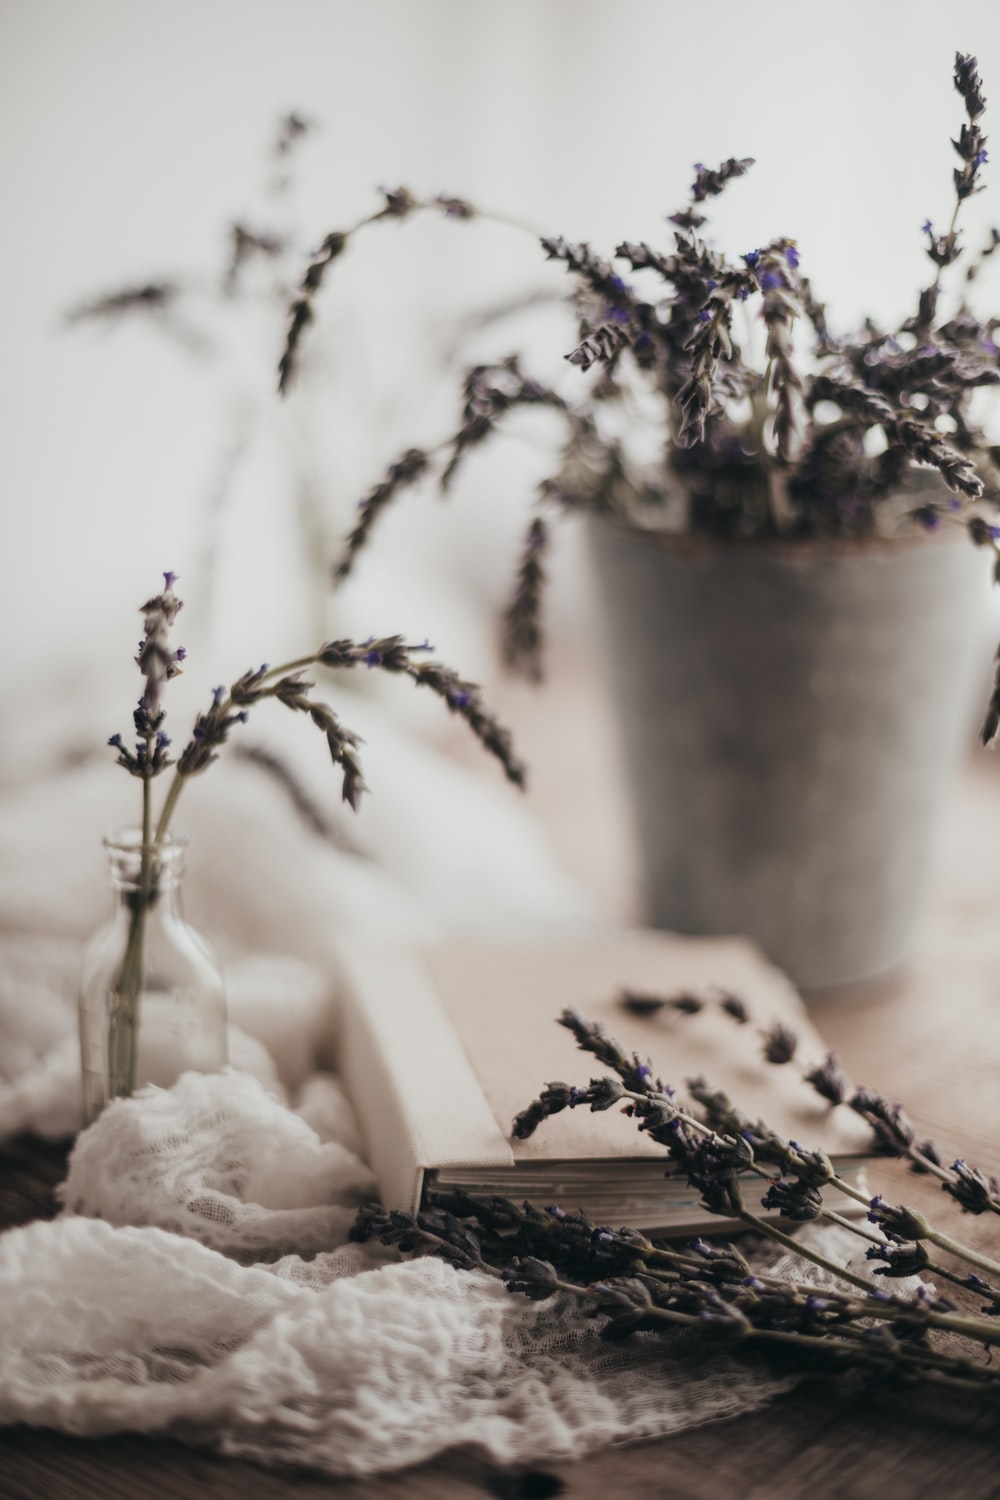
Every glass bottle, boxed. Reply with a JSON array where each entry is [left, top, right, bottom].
[[79, 831, 227, 1126]]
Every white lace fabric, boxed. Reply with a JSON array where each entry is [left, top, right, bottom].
[[0, 1066, 802, 1475]]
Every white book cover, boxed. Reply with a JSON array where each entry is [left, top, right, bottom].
[[334, 931, 871, 1232]]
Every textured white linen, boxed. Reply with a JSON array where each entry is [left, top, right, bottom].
[[0, 1064, 811, 1475]]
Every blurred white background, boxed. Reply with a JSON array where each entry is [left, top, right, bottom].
[[1, 0, 999, 811]]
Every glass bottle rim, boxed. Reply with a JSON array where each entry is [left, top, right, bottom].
[[102, 829, 190, 856]]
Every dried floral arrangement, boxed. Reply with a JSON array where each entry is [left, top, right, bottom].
[[279, 53, 1000, 682], [102, 572, 523, 1100], [353, 991, 1000, 1400]]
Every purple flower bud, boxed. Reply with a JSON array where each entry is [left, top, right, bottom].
[[108, 734, 124, 749], [697, 308, 712, 323], [976, 149, 989, 167], [163, 571, 178, 590], [785, 245, 800, 269], [759, 270, 783, 291], [921, 219, 934, 235], [156, 731, 171, 748], [235, 710, 249, 724], [212, 686, 225, 707], [742, 250, 760, 269], [174, 647, 187, 662]]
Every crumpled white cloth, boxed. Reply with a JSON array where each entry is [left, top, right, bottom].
[[0, 1066, 809, 1476]]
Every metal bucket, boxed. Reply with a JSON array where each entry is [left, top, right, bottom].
[[587, 516, 988, 990]]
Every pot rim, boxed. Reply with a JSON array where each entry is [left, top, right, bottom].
[[586, 512, 972, 561]]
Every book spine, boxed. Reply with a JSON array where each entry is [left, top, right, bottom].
[[334, 939, 514, 1212]]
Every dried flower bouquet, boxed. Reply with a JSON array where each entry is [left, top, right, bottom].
[[279, 53, 1000, 682]]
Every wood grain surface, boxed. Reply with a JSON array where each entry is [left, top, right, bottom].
[[3, 758, 1000, 1499]]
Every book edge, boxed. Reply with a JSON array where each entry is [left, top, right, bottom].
[[335, 938, 515, 1212]]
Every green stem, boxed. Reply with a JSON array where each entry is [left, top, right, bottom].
[[353, 198, 549, 246], [922, 1308, 1000, 1348], [826, 1173, 873, 1210], [105, 785, 155, 1109], [153, 772, 186, 845], [735, 1206, 875, 1294], [924, 1227, 1000, 1281]]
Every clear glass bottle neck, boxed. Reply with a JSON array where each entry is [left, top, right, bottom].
[[104, 831, 187, 903]]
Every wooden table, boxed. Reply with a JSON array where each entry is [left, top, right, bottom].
[[2, 757, 1000, 1498]]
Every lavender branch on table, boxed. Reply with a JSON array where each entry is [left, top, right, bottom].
[[620, 982, 1000, 1232], [103, 574, 524, 1101], [351, 1005, 1000, 1398], [280, 53, 1000, 684]]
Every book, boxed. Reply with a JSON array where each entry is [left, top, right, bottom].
[[333, 931, 871, 1236]]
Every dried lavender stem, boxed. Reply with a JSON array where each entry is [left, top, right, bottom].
[[743, 1328, 1000, 1391], [923, 1227, 1000, 1280], [634, 1066, 1000, 1290], [551, 1277, 701, 1329], [820, 1208, 884, 1243], [908, 1144, 968, 1188], [732, 1207, 876, 1293], [280, 194, 549, 395], [154, 639, 522, 840], [552, 1275, 1000, 1385], [152, 651, 342, 839], [815, 1210, 992, 1292], [703, 1092, 997, 1277], [104, 769, 157, 1111], [152, 775, 186, 845], [621, 1085, 881, 1236], [825, 1175, 875, 1210]]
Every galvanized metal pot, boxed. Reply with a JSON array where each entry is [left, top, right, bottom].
[[587, 517, 988, 990]]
